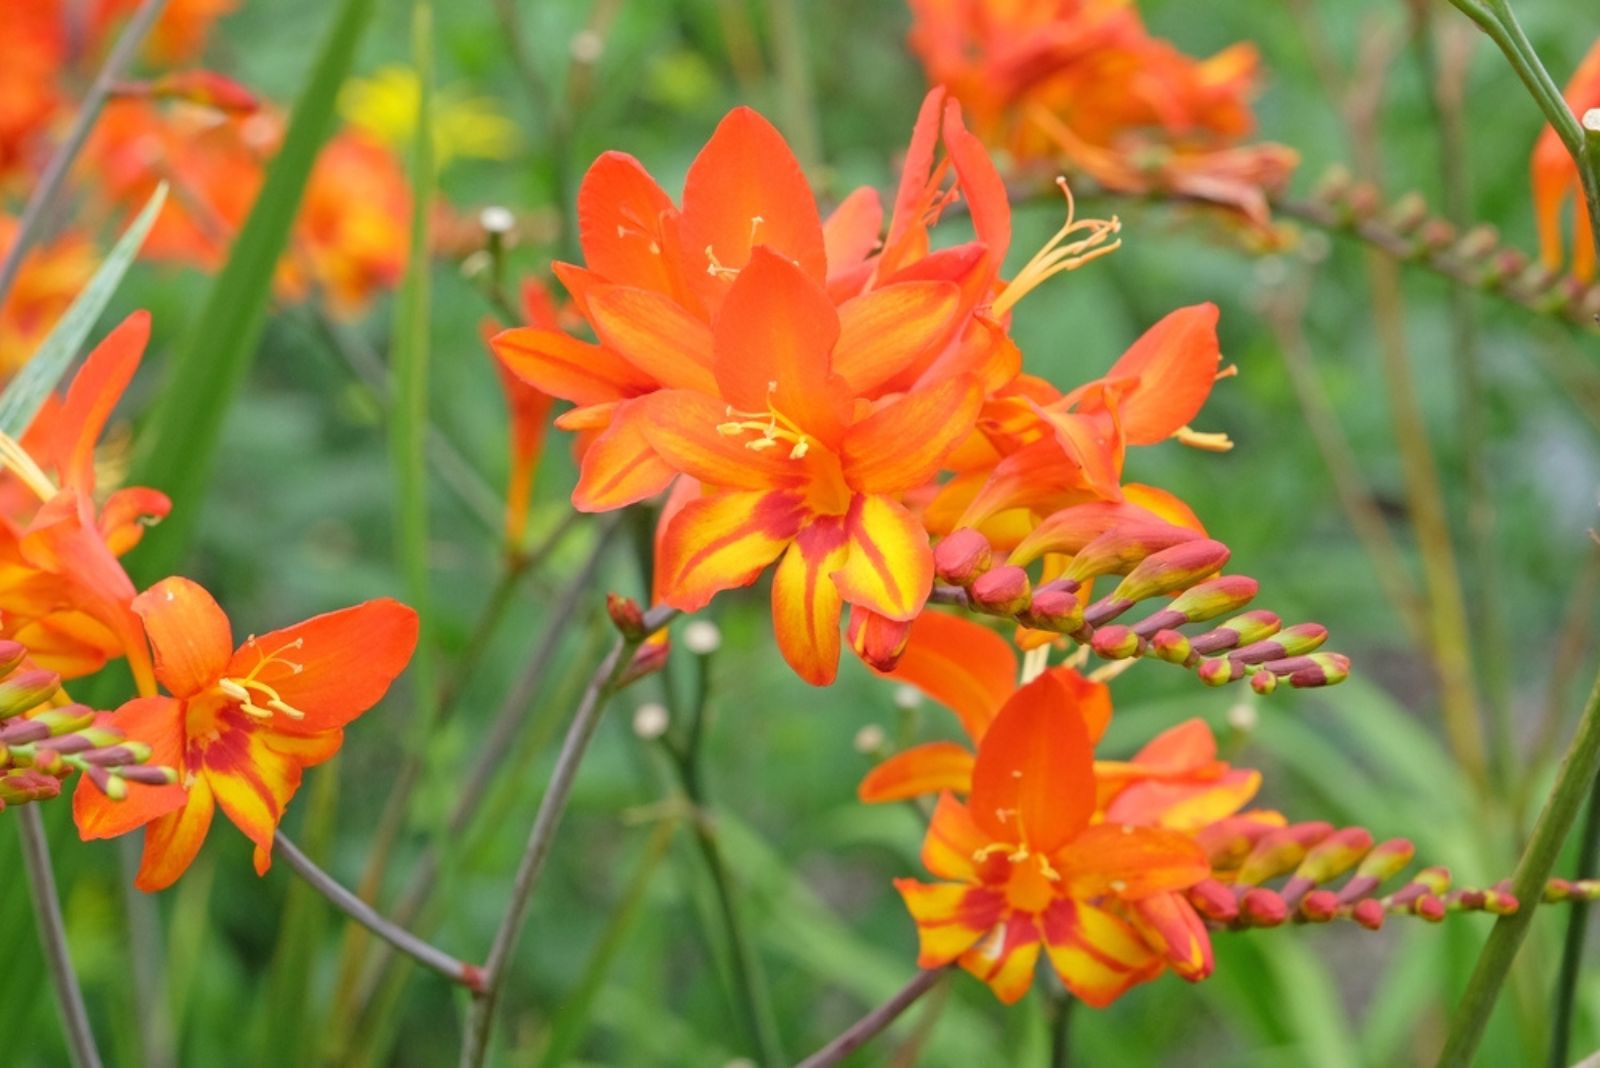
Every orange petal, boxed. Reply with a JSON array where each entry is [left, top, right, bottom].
[[574, 151, 681, 294], [894, 877, 1003, 967], [1131, 892, 1214, 981], [770, 521, 848, 685], [1053, 824, 1210, 899], [1105, 769, 1262, 832], [959, 912, 1042, 1004], [712, 248, 846, 444], [586, 284, 717, 393], [1096, 304, 1221, 445], [635, 389, 809, 491], [48, 310, 149, 491], [939, 97, 1010, 275], [200, 722, 304, 874], [842, 375, 980, 494], [134, 774, 215, 892], [681, 107, 827, 286], [571, 400, 679, 511], [859, 741, 976, 803], [832, 281, 960, 397], [884, 611, 1016, 742], [132, 576, 233, 699], [969, 671, 1093, 853], [1047, 667, 1112, 744], [830, 494, 933, 622], [921, 790, 990, 882], [656, 488, 807, 613], [491, 326, 655, 408], [73, 696, 187, 840], [225, 599, 418, 734], [1039, 897, 1163, 1008], [822, 185, 883, 284], [881, 88, 946, 277], [1122, 482, 1206, 534]]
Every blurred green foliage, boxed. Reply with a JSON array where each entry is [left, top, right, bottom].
[[3, 1, 1599, 1065]]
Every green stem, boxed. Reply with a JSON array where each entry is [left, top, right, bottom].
[[1548, 770, 1600, 1068], [1436, 663, 1600, 1066], [20, 807, 103, 1068], [1049, 989, 1075, 1068], [1446, 0, 1600, 257], [652, 639, 784, 1065]]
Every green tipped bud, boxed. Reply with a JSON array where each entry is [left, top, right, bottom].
[[1160, 575, 1259, 627], [970, 566, 1031, 616], [1355, 838, 1415, 883], [1294, 827, 1374, 885], [1149, 630, 1193, 665], [1237, 823, 1333, 885], [0, 640, 28, 675], [1064, 523, 1200, 583], [1019, 581, 1082, 631], [1414, 866, 1452, 895], [1287, 652, 1350, 688], [1414, 894, 1446, 922], [120, 764, 180, 786], [1483, 890, 1518, 915], [1249, 670, 1277, 695], [1190, 610, 1281, 655], [0, 669, 62, 718], [934, 529, 992, 586], [1105, 539, 1230, 605], [1089, 625, 1142, 660], [1197, 658, 1244, 686]]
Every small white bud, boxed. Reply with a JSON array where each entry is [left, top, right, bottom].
[[854, 724, 887, 754], [1584, 108, 1600, 134], [682, 620, 722, 656], [1226, 700, 1259, 734], [632, 703, 669, 740], [479, 205, 516, 235], [893, 685, 923, 711], [570, 30, 604, 63]]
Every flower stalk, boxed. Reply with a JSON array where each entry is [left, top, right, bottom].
[[21, 807, 104, 1068]]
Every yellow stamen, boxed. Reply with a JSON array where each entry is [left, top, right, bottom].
[[705, 246, 739, 279], [714, 383, 812, 460], [0, 432, 60, 502], [1173, 425, 1234, 452], [991, 177, 1122, 318], [216, 636, 308, 721]]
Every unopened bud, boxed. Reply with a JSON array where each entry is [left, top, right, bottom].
[[1299, 889, 1339, 922], [1133, 575, 1259, 637], [1286, 652, 1350, 688], [480, 205, 516, 236], [1238, 888, 1288, 927], [933, 529, 992, 586], [1249, 670, 1276, 695], [1190, 611, 1281, 656], [1105, 539, 1230, 605], [1149, 629, 1193, 665], [1198, 657, 1245, 687], [1414, 894, 1446, 922], [1414, 866, 1452, 895], [970, 566, 1031, 616], [1019, 580, 1081, 631], [1090, 625, 1142, 660], [1351, 898, 1386, 930], [1226, 700, 1258, 733], [618, 641, 669, 686], [1065, 523, 1199, 583], [606, 594, 647, 639], [854, 724, 887, 755], [0, 670, 62, 718], [848, 610, 911, 671], [1186, 879, 1239, 922], [1237, 823, 1334, 885], [1230, 623, 1328, 666], [0, 641, 27, 675]]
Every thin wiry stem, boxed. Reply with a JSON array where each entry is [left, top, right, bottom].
[[1548, 772, 1600, 1068], [1437, 664, 1600, 1066], [458, 603, 678, 1068], [794, 968, 948, 1068], [0, 0, 170, 309], [20, 807, 103, 1068], [273, 834, 484, 991]]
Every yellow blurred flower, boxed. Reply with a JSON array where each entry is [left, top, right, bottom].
[[340, 66, 519, 168]]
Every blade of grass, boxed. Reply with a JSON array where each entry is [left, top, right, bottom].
[[127, 0, 378, 581], [0, 185, 166, 435]]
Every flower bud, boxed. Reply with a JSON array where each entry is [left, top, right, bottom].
[[1149, 630, 1193, 665], [1237, 823, 1334, 886], [848, 610, 911, 672], [1189, 611, 1281, 656], [1186, 878, 1239, 922], [970, 566, 1031, 616], [1351, 898, 1386, 930], [606, 593, 647, 640], [1105, 539, 1230, 606], [1197, 657, 1244, 687], [1090, 625, 1142, 660], [682, 620, 722, 656], [1299, 889, 1339, 923], [1249, 670, 1276, 695], [0, 670, 62, 719], [1230, 623, 1328, 666], [933, 529, 992, 586], [1064, 523, 1200, 582], [1238, 888, 1288, 927], [1132, 575, 1259, 637], [1019, 580, 1081, 631]]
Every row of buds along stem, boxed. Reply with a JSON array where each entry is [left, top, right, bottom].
[[1291, 167, 1600, 328], [1184, 817, 1555, 932], [929, 524, 1349, 690], [0, 640, 176, 810]]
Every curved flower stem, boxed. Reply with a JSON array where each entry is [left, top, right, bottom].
[[274, 833, 484, 991], [658, 647, 785, 1066], [1548, 772, 1600, 1068], [1436, 663, 1600, 1066], [1049, 987, 1075, 1068], [0, 0, 170, 309], [458, 603, 679, 1068], [20, 807, 103, 1068], [794, 968, 948, 1068], [1443, 0, 1600, 258]]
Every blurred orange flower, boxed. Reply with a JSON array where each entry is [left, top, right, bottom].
[[907, 0, 1298, 223], [74, 576, 418, 891], [1532, 39, 1600, 282], [0, 215, 96, 375]]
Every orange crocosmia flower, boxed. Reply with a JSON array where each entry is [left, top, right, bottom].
[[93, 0, 239, 65], [0, 0, 68, 187], [896, 669, 1208, 1005], [484, 280, 559, 548], [73, 576, 418, 891], [1532, 39, 1600, 283], [0, 313, 168, 689], [631, 248, 977, 684], [0, 215, 96, 375], [908, 0, 1298, 224], [492, 102, 973, 511], [282, 129, 410, 319]]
